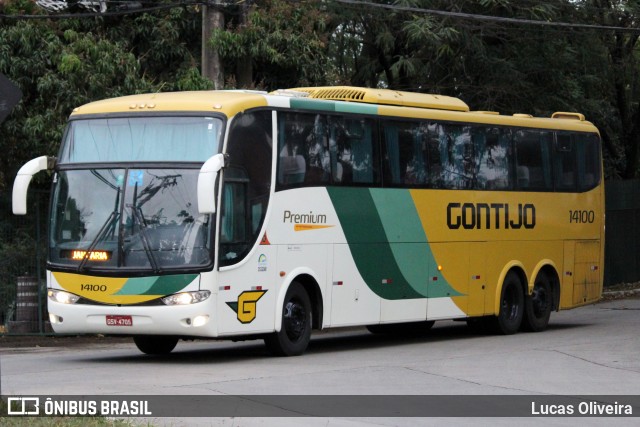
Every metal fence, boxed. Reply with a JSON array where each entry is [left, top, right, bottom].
[[0, 182, 638, 335], [604, 179, 640, 286], [0, 190, 48, 334]]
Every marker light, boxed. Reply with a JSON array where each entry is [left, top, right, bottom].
[[49, 313, 62, 324], [48, 289, 80, 304], [161, 290, 211, 306]]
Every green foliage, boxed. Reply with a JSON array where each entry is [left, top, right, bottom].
[[210, 0, 332, 88], [1, 0, 640, 185], [0, 1, 212, 191], [323, 0, 640, 178]]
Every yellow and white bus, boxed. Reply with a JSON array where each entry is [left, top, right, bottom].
[[13, 86, 604, 356]]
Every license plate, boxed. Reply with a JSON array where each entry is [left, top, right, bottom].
[[106, 315, 133, 326]]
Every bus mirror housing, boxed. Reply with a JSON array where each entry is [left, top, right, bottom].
[[197, 153, 225, 214], [12, 156, 56, 215]]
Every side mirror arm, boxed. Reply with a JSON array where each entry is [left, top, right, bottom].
[[12, 156, 56, 215], [197, 153, 226, 214]]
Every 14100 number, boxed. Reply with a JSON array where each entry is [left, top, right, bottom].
[[569, 210, 595, 224]]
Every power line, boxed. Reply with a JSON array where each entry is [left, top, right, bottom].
[[333, 0, 640, 34], [2, 0, 640, 35], [0, 1, 230, 19]]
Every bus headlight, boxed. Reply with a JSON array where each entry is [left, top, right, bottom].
[[162, 290, 211, 306], [48, 289, 80, 304]]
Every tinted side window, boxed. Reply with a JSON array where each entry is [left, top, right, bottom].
[[473, 126, 512, 190], [436, 123, 474, 189], [514, 130, 553, 191], [277, 112, 378, 188], [554, 133, 576, 191], [331, 117, 377, 185], [278, 113, 329, 187], [576, 133, 601, 191], [382, 120, 430, 187]]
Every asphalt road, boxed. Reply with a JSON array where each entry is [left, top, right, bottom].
[[1, 297, 639, 426]]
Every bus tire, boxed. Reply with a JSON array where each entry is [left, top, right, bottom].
[[133, 336, 178, 355], [521, 271, 552, 332], [264, 282, 312, 356], [489, 271, 524, 335]]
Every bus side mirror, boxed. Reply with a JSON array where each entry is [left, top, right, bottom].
[[197, 153, 225, 214], [12, 156, 56, 215]]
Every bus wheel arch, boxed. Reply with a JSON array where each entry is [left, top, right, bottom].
[[266, 272, 323, 356], [290, 273, 323, 331], [522, 265, 559, 332], [265, 280, 313, 356], [490, 266, 526, 335]]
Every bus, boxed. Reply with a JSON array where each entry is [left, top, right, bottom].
[[12, 86, 604, 356]]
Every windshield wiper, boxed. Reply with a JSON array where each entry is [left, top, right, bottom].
[[77, 188, 121, 272], [128, 204, 160, 274], [76, 171, 122, 272]]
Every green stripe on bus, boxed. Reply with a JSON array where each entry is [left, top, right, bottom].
[[289, 98, 378, 115], [328, 187, 423, 299], [335, 102, 378, 115], [290, 98, 337, 112], [369, 189, 462, 298], [115, 274, 198, 296], [328, 187, 462, 299]]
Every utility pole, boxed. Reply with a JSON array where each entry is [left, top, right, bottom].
[[202, 1, 224, 89]]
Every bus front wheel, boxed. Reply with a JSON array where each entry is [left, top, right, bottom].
[[133, 335, 178, 355], [489, 271, 524, 335], [521, 272, 552, 332], [264, 282, 312, 356]]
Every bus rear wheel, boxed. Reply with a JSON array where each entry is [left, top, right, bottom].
[[133, 336, 178, 355], [521, 272, 552, 332], [488, 271, 524, 335], [264, 282, 312, 356]]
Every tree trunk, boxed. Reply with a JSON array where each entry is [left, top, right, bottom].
[[202, 3, 224, 89]]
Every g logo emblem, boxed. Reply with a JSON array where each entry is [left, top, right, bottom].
[[226, 290, 267, 324]]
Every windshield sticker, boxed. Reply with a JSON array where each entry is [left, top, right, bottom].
[[258, 254, 268, 272], [128, 170, 144, 186]]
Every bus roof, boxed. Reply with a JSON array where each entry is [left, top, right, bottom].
[[69, 87, 598, 133], [287, 86, 470, 112], [69, 90, 269, 118]]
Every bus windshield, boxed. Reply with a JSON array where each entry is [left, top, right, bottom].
[[50, 168, 211, 272], [49, 115, 223, 272]]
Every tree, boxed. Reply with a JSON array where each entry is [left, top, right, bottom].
[[0, 19, 155, 190], [0, 1, 212, 191], [208, 0, 333, 89], [580, 0, 640, 179], [324, 0, 639, 178]]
